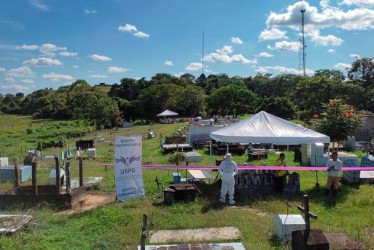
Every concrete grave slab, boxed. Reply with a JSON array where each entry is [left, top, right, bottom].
[[149, 227, 240, 244], [138, 242, 246, 250]]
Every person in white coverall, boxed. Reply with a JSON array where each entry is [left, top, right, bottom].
[[219, 153, 238, 205]]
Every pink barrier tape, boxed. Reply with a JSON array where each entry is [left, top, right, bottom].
[[85, 163, 374, 171]]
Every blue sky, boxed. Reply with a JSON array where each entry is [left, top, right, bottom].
[[1, 0, 374, 94]]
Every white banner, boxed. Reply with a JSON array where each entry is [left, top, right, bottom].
[[114, 135, 144, 201]]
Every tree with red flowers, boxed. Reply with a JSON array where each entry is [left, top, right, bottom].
[[313, 99, 363, 150]]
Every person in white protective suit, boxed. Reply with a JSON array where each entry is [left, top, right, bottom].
[[219, 153, 238, 205]]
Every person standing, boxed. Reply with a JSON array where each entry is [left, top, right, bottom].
[[325, 151, 343, 199], [275, 153, 288, 193], [219, 153, 238, 205]]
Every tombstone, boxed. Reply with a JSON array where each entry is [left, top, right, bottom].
[[49, 168, 65, 185], [274, 214, 305, 242], [344, 136, 356, 151], [0, 157, 9, 167], [292, 195, 329, 250], [87, 148, 96, 158]]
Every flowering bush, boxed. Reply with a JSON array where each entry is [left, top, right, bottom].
[[312, 99, 363, 149]]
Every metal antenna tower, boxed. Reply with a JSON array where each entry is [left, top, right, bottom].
[[300, 9, 306, 76], [201, 31, 205, 75]]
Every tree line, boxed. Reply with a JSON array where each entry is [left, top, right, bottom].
[[0, 58, 373, 129]]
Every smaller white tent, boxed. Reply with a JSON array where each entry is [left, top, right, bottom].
[[157, 109, 179, 117], [210, 111, 330, 144]]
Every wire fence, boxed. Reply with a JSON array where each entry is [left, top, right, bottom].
[[0, 155, 84, 195]]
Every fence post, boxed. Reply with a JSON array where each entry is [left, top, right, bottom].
[[0, 159, 2, 192], [14, 157, 20, 188], [140, 214, 148, 250], [66, 162, 71, 194], [54, 156, 60, 194], [79, 157, 83, 187], [32, 161, 38, 195]]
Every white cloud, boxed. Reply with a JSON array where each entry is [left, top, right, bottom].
[[7, 66, 34, 78], [255, 65, 314, 75], [269, 41, 300, 51], [21, 79, 34, 84], [340, 0, 374, 7], [118, 24, 150, 39], [60, 51, 77, 57], [216, 45, 233, 55], [89, 74, 107, 78], [186, 62, 203, 71], [30, 0, 49, 11], [231, 37, 243, 44], [23, 57, 62, 67], [42, 72, 73, 82], [164, 60, 173, 66], [174, 72, 185, 77], [334, 62, 351, 70], [263, 0, 374, 49], [255, 67, 269, 74], [16, 44, 39, 50], [256, 52, 274, 58], [309, 30, 343, 46], [0, 67, 5, 72], [84, 9, 96, 14], [134, 31, 150, 38], [91, 54, 112, 61], [259, 28, 288, 41], [204, 52, 257, 64], [0, 84, 29, 93], [108, 66, 128, 73], [328, 49, 335, 53], [204, 53, 233, 63], [232, 54, 257, 64], [349, 53, 360, 58], [73, 65, 79, 69], [266, 1, 374, 31], [118, 24, 138, 33], [40, 43, 66, 57]]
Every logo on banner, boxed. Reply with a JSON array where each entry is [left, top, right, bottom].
[[115, 155, 140, 167]]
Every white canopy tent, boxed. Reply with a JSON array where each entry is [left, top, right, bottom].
[[210, 111, 330, 144], [156, 109, 179, 117]]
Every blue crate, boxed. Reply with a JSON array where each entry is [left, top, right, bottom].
[[0, 165, 32, 183], [172, 172, 181, 184]]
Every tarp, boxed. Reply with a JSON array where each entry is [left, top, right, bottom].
[[156, 109, 179, 117], [210, 111, 330, 144]]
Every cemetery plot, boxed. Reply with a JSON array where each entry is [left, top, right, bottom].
[[0, 157, 86, 209]]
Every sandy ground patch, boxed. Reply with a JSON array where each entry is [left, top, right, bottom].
[[56, 192, 116, 215]]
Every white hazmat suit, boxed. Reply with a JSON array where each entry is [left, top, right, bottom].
[[219, 153, 238, 205]]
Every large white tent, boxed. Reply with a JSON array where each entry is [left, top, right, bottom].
[[210, 111, 330, 144], [156, 109, 179, 117]]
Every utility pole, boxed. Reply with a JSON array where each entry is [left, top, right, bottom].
[[201, 31, 205, 75], [301, 9, 306, 76]]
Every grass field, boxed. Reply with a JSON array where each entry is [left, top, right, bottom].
[[0, 116, 374, 249]]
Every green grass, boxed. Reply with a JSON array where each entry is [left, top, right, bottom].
[[0, 116, 374, 249]]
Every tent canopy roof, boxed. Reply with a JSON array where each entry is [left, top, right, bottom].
[[157, 109, 179, 117], [210, 111, 330, 144]]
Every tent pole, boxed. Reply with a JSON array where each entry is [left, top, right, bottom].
[[210, 140, 212, 165], [226, 143, 229, 154]]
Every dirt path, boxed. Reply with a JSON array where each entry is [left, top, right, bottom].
[[56, 192, 116, 216]]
